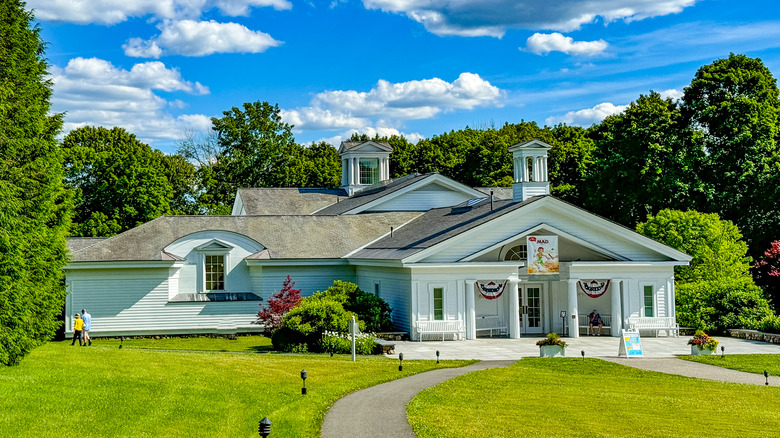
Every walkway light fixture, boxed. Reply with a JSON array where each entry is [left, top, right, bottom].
[[765, 370, 770, 386], [721, 345, 725, 358], [399, 353, 404, 371], [258, 417, 271, 437], [436, 350, 440, 364], [581, 350, 585, 360], [301, 369, 307, 395], [119, 337, 123, 349]]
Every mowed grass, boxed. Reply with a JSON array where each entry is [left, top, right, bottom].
[[681, 353, 780, 376], [95, 335, 274, 353], [408, 358, 780, 438], [0, 341, 473, 437]]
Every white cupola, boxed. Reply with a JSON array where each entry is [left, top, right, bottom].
[[508, 139, 552, 202], [338, 140, 393, 196]]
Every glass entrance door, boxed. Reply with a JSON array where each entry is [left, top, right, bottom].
[[521, 285, 543, 334]]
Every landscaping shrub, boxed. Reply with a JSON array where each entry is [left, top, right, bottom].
[[760, 314, 780, 334], [271, 327, 307, 352], [321, 331, 380, 355], [676, 278, 772, 334], [256, 275, 302, 332], [316, 280, 395, 332], [278, 295, 359, 352]]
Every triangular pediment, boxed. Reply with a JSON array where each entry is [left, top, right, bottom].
[[338, 140, 393, 154], [194, 239, 233, 251], [508, 139, 553, 152]]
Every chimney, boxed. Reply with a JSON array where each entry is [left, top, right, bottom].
[[508, 139, 551, 202]]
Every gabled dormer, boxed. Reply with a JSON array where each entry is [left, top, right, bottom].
[[339, 140, 392, 196]]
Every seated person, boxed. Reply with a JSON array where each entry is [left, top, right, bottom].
[[588, 309, 604, 335]]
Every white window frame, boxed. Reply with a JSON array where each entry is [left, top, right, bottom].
[[642, 283, 655, 318], [359, 158, 380, 185], [501, 243, 528, 262], [429, 283, 447, 321], [195, 240, 233, 293]]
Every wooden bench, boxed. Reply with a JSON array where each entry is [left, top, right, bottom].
[[627, 317, 679, 336], [416, 320, 464, 341], [578, 314, 612, 335], [476, 316, 507, 337]]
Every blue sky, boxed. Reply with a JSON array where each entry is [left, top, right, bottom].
[[30, 0, 780, 154]]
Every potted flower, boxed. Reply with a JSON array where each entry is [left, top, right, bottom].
[[688, 330, 719, 355], [536, 332, 567, 357]]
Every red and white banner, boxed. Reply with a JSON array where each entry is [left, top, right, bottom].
[[578, 279, 610, 298], [477, 280, 507, 300]]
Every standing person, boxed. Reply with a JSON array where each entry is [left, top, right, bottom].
[[81, 309, 92, 346], [71, 313, 84, 346]]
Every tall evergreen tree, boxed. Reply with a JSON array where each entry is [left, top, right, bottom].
[[0, 1, 72, 365]]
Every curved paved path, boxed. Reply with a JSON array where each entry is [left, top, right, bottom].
[[603, 357, 780, 386], [321, 360, 515, 438]]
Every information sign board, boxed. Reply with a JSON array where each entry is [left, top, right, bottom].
[[618, 329, 644, 357]]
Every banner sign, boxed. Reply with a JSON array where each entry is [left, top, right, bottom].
[[618, 330, 644, 358], [527, 236, 558, 275], [477, 280, 507, 300], [578, 280, 611, 298]]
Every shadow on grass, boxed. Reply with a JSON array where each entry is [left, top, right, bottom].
[[247, 345, 275, 353]]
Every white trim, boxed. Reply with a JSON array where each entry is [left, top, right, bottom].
[[461, 222, 626, 262], [65, 261, 184, 270], [429, 283, 447, 321], [641, 283, 656, 318], [245, 258, 351, 267], [345, 174, 485, 214]]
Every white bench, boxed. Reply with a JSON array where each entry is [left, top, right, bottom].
[[416, 320, 463, 341], [476, 316, 507, 337], [628, 317, 679, 336], [579, 314, 612, 335]]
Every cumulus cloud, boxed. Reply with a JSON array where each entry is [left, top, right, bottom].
[[525, 33, 608, 56], [124, 20, 281, 58], [545, 102, 628, 127], [363, 0, 697, 37], [50, 58, 211, 145], [282, 73, 499, 143], [28, 0, 292, 25], [660, 88, 683, 101], [313, 128, 425, 147]]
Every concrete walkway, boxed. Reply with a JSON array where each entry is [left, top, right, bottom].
[[320, 360, 515, 438], [603, 357, 780, 386]]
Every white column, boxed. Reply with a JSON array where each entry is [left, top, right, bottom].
[[509, 279, 521, 339], [411, 282, 419, 341], [465, 280, 476, 340], [669, 276, 676, 320], [342, 158, 347, 186], [610, 279, 622, 336], [382, 158, 388, 181], [542, 156, 548, 181], [567, 279, 579, 338], [353, 157, 359, 185]]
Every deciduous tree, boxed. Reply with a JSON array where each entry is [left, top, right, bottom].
[[256, 275, 302, 331]]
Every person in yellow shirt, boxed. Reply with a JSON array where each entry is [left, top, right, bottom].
[[71, 313, 84, 346]]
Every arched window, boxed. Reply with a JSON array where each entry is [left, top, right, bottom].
[[504, 244, 527, 261]]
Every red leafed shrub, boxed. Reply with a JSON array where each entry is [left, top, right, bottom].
[[256, 276, 302, 332], [754, 241, 780, 309]]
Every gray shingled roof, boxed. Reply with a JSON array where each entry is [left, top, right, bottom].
[[237, 188, 347, 215], [67, 237, 107, 253], [313, 173, 432, 215], [474, 187, 513, 200], [70, 213, 422, 262], [350, 196, 544, 259]]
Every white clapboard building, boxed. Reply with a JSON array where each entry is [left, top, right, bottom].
[[65, 139, 690, 340]]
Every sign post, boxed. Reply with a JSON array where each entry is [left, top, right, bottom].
[[618, 329, 643, 357], [350, 315, 357, 361]]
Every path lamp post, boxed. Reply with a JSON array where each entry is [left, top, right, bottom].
[[581, 350, 585, 360], [258, 417, 271, 437], [301, 369, 308, 395], [399, 353, 404, 371], [721, 345, 725, 358], [119, 337, 123, 349], [765, 370, 770, 386], [436, 350, 440, 364]]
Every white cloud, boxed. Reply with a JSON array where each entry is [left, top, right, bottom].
[[545, 102, 628, 126], [659, 88, 683, 101], [51, 58, 211, 145], [363, 0, 697, 37], [28, 0, 292, 25], [282, 73, 500, 142], [313, 128, 424, 147], [124, 20, 281, 58], [525, 33, 608, 56]]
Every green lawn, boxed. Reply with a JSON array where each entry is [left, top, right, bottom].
[[408, 358, 780, 438], [680, 353, 780, 376], [0, 341, 472, 437], [94, 335, 274, 352]]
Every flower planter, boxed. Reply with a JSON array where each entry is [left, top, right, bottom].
[[540, 345, 566, 357], [690, 345, 714, 355]]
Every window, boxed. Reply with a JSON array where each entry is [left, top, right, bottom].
[[205, 255, 225, 291], [359, 158, 380, 184], [433, 287, 444, 320], [504, 244, 527, 261], [374, 282, 380, 296], [643, 285, 654, 317]]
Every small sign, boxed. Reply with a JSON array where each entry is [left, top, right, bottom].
[[618, 329, 643, 357]]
